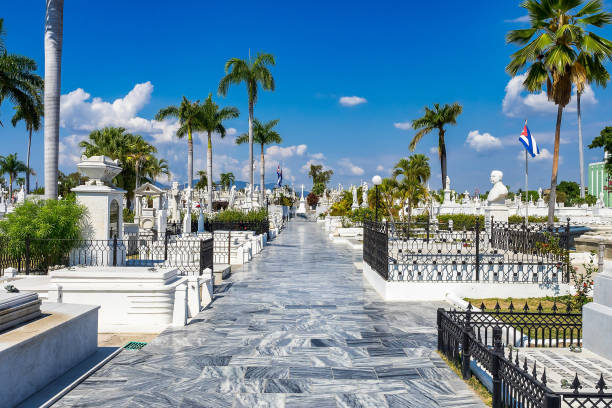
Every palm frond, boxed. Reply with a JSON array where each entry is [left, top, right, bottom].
[[506, 28, 538, 45]]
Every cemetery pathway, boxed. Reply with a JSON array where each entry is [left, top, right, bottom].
[[56, 220, 485, 408]]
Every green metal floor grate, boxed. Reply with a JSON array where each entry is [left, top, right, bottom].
[[123, 341, 147, 350]]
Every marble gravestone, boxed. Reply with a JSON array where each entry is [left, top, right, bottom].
[[0, 291, 42, 333], [583, 263, 612, 360]]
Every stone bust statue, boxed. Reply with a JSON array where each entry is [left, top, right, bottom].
[[486, 170, 508, 206]]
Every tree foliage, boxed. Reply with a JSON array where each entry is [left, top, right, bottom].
[[589, 126, 612, 172], [79, 127, 168, 206], [308, 164, 333, 187], [0, 198, 87, 265], [506, 0, 612, 224], [409, 103, 462, 190]]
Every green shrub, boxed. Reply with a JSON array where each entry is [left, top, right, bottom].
[[212, 208, 268, 223], [437, 214, 484, 230], [508, 215, 559, 224], [123, 208, 135, 223], [0, 198, 87, 265], [346, 207, 374, 224]]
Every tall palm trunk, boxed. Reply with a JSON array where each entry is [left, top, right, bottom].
[[248, 100, 254, 201], [577, 91, 585, 198], [260, 143, 265, 205], [548, 105, 564, 225], [44, 0, 64, 200], [207, 132, 213, 213], [438, 129, 447, 190], [187, 128, 193, 195], [8, 174, 13, 201], [26, 128, 32, 193]]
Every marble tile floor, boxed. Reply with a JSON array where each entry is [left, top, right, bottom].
[[54, 220, 485, 408]]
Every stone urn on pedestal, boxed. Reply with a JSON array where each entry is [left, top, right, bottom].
[[71, 155, 127, 265]]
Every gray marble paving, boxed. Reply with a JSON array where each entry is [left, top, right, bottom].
[[54, 220, 485, 407]]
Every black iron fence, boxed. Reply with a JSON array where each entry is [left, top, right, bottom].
[[363, 218, 571, 284], [0, 233, 214, 276], [363, 220, 389, 280], [167, 219, 270, 237], [208, 220, 270, 236], [438, 307, 611, 408]]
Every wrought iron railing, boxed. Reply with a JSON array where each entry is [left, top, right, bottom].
[[363, 218, 571, 284], [208, 220, 270, 236], [0, 233, 214, 276], [363, 220, 389, 280], [437, 307, 611, 408]]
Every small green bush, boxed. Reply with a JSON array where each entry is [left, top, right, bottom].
[[0, 198, 87, 265], [437, 214, 484, 230], [212, 208, 268, 223], [123, 208, 135, 223], [508, 215, 559, 224]]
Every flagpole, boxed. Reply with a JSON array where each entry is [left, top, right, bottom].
[[524, 119, 529, 226]]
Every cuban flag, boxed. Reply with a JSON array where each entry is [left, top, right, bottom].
[[277, 165, 283, 187], [519, 124, 540, 158]]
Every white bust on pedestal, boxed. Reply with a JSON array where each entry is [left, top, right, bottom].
[[484, 170, 509, 230]]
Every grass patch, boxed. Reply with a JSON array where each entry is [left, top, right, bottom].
[[437, 351, 492, 407], [464, 297, 586, 343]]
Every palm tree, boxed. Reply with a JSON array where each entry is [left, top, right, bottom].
[[220, 172, 235, 190], [155, 96, 205, 195], [0, 34, 43, 128], [506, 0, 612, 224], [409, 103, 462, 190], [574, 52, 610, 197], [44, 0, 64, 199], [0, 18, 5, 54], [393, 155, 431, 226], [195, 170, 208, 191], [11, 92, 43, 193], [198, 94, 239, 212], [141, 157, 170, 184], [218, 52, 276, 201], [80, 127, 163, 208], [0, 153, 28, 199], [236, 118, 282, 204], [125, 137, 158, 189]]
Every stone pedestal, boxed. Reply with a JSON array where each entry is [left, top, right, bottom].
[[583, 266, 612, 360], [484, 205, 509, 232]]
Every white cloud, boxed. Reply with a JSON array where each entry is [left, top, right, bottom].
[[266, 144, 307, 159], [59, 82, 181, 144], [59, 134, 87, 167], [339, 96, 367, 107], [394, 121, 412, 130], [338, 158, 364, 175], [429, 146, 439, 156], [376, 165, 384, 172], [502, 74, 597, 117], [505, 15, 530, 23], [310, 152, 325, 160], [515, 148, 555, 161], [466, 130, 503, 152]]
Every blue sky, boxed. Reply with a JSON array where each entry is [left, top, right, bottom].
[[1, 0, 612, 193]]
